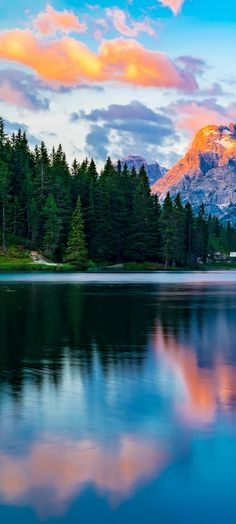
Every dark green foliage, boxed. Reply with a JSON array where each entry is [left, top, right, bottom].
[[0, 116, 236, 266], [65, 197, 88, 269], [194, 203, 208, 262], [184, 202, 194, 264], [0, 160, 10, 251], [161, 193, 175, 267], [43, 194, 61, 259], [173, 194, 185, 266]]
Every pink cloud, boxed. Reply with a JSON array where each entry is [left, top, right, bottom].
[[169, 99, 236, 135], [105, 8, 155, 37], [0, 79, 32, 109], [93, 18, 109, 40], [175, 101, 225, 134], [159, 0, 185, 15], [0, 69, 49, 110], [94, 29, 103, 41], [34, 4, 87, 36], [0, 30, 199, 91]]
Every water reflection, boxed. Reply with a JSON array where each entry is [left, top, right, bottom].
[[0, 435, 168, 517], [154, 327, 236, 424], [0, 284, 155, 393], [1, 279, 236, 522], [153, 287, 236, 423]]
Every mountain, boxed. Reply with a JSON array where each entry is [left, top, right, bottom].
[[119, 155, 167, 185], [152, 123, 236, 223]]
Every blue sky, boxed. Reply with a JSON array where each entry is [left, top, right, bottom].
[[0, 0, 235, 167]]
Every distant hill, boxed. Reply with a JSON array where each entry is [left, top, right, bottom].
[[118, 155, 167, 185]]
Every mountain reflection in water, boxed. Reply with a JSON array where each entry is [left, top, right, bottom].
[[0, 278, 236, 523]]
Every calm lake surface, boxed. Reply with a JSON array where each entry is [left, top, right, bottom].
[[1, 271, 236, 523]]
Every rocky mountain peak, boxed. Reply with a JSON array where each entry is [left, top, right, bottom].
[[151, 123, 236, 223], [192, 124, 236, 157]]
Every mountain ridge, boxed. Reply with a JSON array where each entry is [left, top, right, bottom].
[[152, 123, 236, 223], [118, 155, 167, 185]]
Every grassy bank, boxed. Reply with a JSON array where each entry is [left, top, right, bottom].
[[0, 248, 74, 272], [0, 259, 74, 271], [1, 247, 236, 272]]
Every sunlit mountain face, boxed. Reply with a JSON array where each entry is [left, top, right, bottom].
[[1, 279, 236, 523], [152, 124, 236, 222]]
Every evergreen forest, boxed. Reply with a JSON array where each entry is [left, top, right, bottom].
[[0, 116, 236, 268]]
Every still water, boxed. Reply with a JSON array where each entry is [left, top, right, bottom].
[[1, 272, 236, 523]]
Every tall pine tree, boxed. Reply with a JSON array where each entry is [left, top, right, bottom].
[[65, 197, 88, 269]]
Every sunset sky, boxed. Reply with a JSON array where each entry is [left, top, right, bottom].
[[0, 0, 235, 167]]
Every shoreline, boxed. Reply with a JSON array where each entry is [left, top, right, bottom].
[[0, 252, 235, 273], [0, 263, 236, 273]]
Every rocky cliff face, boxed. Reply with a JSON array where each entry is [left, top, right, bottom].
[[152, 124, 236, 223], [119, 155, 167, 185]]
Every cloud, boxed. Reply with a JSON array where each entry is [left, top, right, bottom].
[[34, 4, 87, 36], [0, 69, 49, 110], [159, 0, 185, 15], [74, 101, 177, 161], [0, 30, 199, 91], [86, 125, 110, 160], [196, 83, 229, 97], [167, 98, 236, 135], [3, 119, 28, 134], [177, 56, 207, 75], [78, 100, 171, 124], [105, 8, 155, 37]]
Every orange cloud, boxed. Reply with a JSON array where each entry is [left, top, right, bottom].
[[159, 0, 185, 15], [34, 4, 87, 36], [0, 30, 198, 90], [0, 435, 167, 516], [105, 8, 155, 37]]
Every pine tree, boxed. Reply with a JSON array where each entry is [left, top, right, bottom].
[[84, 159, 98, 258], [173, 193, 185, 266], [43, 194, 61, 259], [184, 202, 194, 264], [12, 196, 24, 237], [91, 158, 115, 261], [194, 203, 208, 262], [0, 161, 10, 251], [161, 193, 175, 267], [65, 197, 88, 269], [125, 165, 153, 262], [0, 117, 6, 155]]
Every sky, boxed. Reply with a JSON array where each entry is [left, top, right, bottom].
[[0, 0, 236, 167]]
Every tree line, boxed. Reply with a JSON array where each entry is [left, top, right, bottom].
[[0, 116, 236, 268]]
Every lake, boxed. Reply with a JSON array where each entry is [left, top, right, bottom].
[[1, 272, 236, 523]]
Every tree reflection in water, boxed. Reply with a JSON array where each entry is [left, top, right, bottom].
[[0, 281, 236, 520]]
